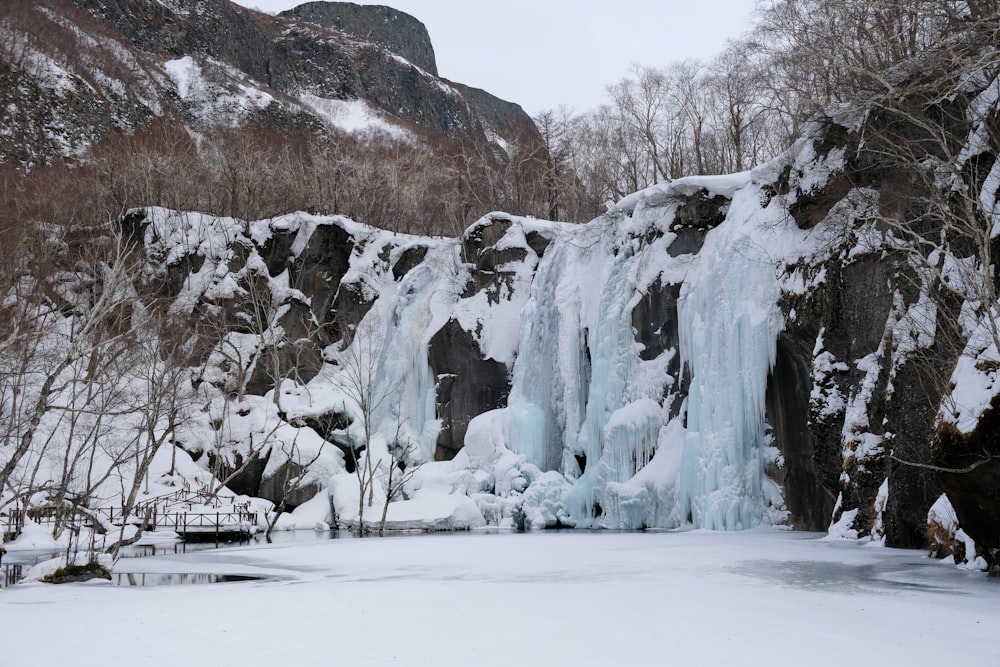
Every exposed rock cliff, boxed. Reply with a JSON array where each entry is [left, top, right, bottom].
[[0, 0, 543, 167], [280, 1, 438, 75]]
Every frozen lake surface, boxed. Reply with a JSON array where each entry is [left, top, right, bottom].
[[2, 529, 997, 666]]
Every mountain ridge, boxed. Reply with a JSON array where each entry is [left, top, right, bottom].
[[0, 0, 543, 168]]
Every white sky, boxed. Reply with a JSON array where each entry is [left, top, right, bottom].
[[233, 0, 759, 116]]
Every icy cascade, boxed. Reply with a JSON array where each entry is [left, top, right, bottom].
[[503, 225, 609, 471], [676, 193, 785, 530], [574, 237, 643, 468], [564, 230, 659, 525], [371, 262, 443, 461], [494, 210, 681, 527]]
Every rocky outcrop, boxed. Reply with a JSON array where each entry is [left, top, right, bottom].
[[935, 399, 1000, 571], [429, 319, 510, 461], [446, 80, 548, 149], [766, 333, 835, 531], [281, 1, 438, 75]]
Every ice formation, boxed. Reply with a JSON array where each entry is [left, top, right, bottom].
[[388, 172, 808, 531], [675, 190, 786, 530], [275, 169, 813, 531]]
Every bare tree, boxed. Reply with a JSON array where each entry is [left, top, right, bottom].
[[534, 107, 603, 222], [795, 4, 1000, 360], [0, 219, 142, 500], [607, 65, 675, 184], [0, 209, 207, 558], [707, 42, 776, 173], [328, 316, 395, 532], [377, 425, 421, 536], [103, 316, 197, 557], [748, 0, 982, 140], [262, 437, 328, 540]]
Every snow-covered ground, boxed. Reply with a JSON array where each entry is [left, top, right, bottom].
[[2, 530, 997, 666]]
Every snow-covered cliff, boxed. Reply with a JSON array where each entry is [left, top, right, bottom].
[[6, 58, 1000, 575], [118, 109, 961, 547]]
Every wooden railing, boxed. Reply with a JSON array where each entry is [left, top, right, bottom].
[[2, 507, 91, 540], [2, 493, 257, 542], [155, 509, 257, 534], [91, 505, 256, 533]]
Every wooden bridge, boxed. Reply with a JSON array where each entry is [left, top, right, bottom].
[[2, 489, 258, 543]]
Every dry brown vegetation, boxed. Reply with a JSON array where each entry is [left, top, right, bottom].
[[0, 117, 568, 237]]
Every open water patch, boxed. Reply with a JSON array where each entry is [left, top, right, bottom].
[[113, 572, 266, 586]]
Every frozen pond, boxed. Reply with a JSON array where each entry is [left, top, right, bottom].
[[2, 529, 997, 666]]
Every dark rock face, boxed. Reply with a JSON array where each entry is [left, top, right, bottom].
[[0, 49, 126, 168], [289, 223, 356, 344], [330, 44, 482, 138], [631, 278, 683, 417], [935, 400, 1000, 571], [246, 299, 325, 394], [817, 257, 896, 523], [392, 245, 428, 280], [302, 411, 355, 472], [446, 81, 547, 149], [881, 353, 947, 548], [764, 105, 969, 544], [329, 279, 377, 347], [524, 230, 551, 258], [777, 246, 942, 543], [160, 252, 207, 300], [257, 461, 320, 510], [281, 1, 438, 76], [766, 334, 838, 531], [5, 0, 546, 167], [632, 278, 679, 363], [787, 121, 857, 230], [208, 449, 270, 499], [671, 191, 729, 230], [667, 228, 706, 257], [462, 216, 515, 263], [77, 0, 296, 89], [429, 321, 511, 461], [819, 256, 896, 361], [210, 448, 320, 510], [461, 216, 530, 300]]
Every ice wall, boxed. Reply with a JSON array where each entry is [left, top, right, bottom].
[[675, 190, 786, 529], [461, 174, 795, 530], [372, 262, 441, 460], [504, 222, 610, 472]]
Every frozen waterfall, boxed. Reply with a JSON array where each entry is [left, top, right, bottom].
[[462, 179, 791, 531], [504, 223, 610, 472], [676, 194, 786, 530], [322, 175, 794, 532]]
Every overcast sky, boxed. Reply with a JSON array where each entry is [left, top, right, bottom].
[[233, 1, 759, 116]]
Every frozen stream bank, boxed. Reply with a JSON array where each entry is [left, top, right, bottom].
[[2, 531, 997, 666]]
